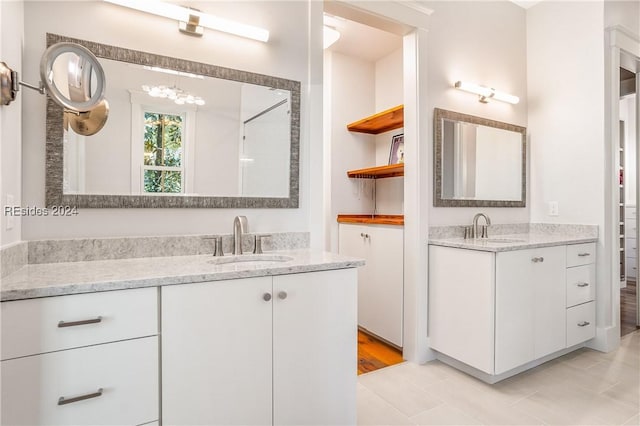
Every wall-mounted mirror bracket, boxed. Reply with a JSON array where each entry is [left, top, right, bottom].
[[1, 42, 106, 112]]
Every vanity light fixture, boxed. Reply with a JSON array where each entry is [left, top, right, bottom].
[[104, 0, 270, 42], [454, 81, 519, 105]]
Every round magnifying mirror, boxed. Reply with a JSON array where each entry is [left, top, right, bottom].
[[39, 42, 105, 112]]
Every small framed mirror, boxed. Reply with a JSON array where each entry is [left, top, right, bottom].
[[434, 108, 526, 207]]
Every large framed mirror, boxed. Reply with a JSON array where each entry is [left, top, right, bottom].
[[433, 108, 526, 207], [45, 33, 300, 208]]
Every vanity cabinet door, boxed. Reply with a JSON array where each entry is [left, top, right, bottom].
[[272, 269, 357, 426], [339, 224, 403, 347], [428, 246, 496, 374], [495, 246, 566, 374], [161, 277, 273, 426]]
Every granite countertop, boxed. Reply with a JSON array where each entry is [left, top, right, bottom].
[[429, 233, 598, 252], [0, 250, 364, 302]]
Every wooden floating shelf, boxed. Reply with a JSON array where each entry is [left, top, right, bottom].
[[347, 105, 404, 134], [337, 214, 404, 226], [346, 163, 404, 179]]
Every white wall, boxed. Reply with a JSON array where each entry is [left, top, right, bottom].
[[527, 1, 608, 345], [425, 1, 528, 226], [605, 0, 639, 31], [374, 48, 404, 215], [20, 1, 315, 239], [326, 51, 376, 251], [0, 0, 23, 248]]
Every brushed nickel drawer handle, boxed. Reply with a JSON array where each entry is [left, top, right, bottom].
[[577, 253, 591, 257], [577, 321, 590, 327], [58, 316, 102, 328], [58, 388, 103, 406], [262, 293, 272, 302], [577, 282, 590, 288], [278, 291, 288, 300], [531, 257, 544, 263]]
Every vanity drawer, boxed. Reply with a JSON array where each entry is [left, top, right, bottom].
[[566, 265, 595, 307], [1, 287, 158, 360], [625, 237, 637, 258], [566, 302, 595, 347], [1, 337, 159, 426], [626, 256, 637, 279], [626, 206, 636, 219], [566, 243, 596, 267], [625, 222, 637, 238]]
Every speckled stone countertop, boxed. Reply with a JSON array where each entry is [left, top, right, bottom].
[[429, 233, 598, 253], [0, 250, 364, 302]]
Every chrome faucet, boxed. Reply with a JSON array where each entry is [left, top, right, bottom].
[[472, 213, 491, 239], [233, 216, 248, 255]]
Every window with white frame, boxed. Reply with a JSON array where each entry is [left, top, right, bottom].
[[142, 111, 185, 193]]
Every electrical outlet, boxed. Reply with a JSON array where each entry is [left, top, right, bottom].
[[548, 201, 559, 217], [6, 194, 14, 230]]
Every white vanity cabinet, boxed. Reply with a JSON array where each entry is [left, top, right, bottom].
[[429, 242, 596, 381], [339, 223, 403, 347], [1, 288, 159, 426], [161, 269, 357, 426]]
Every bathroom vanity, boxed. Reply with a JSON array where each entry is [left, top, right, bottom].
[[0, 249, 362, 425], [428, 230, 597, 383]]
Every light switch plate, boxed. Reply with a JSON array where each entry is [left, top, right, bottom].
[[548, 201, 559, 217]]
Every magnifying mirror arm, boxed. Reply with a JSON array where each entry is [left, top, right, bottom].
[[18, 79, 45, 95]]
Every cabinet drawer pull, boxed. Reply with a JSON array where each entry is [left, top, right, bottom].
[[58, 316, 102, 328], [262, 293, 272, 302], [577, 253, 591, 257], [278, 291, 288, 300], [58, 388, 103, 406], [531, 257, 544, 263], [577, 282, 590, 288], [577, 321, 590, 327]]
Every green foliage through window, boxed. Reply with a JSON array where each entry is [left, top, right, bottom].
[[143, 112, 183, 193]]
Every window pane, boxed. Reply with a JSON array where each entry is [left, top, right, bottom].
[[144, 112, 183, 167], [143, 169, 182, 193], [144, 169, 162, 193]]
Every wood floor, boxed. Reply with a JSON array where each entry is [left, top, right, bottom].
[[621, 279, 640, 336], [357, 330, 404, 375]]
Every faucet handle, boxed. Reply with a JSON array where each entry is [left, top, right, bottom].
[[253, 234, 272, 254], [214, 236, 224, 256], [203, 236, 225, 256]]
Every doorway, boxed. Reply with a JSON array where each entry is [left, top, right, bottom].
[[619, 58, 640, 337], [323, 6, 406, 374]]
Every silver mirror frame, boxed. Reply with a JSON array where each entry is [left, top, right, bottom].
[[433, 107, 526, 208], [45, 33, 300, 209], [40, 42, 106, 112]]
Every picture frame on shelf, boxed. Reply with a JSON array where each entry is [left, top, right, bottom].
[[388, 134, 404, 165]]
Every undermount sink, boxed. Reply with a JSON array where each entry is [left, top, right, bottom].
[[478, 238, 526, 243], [207, 254, 294, 266]]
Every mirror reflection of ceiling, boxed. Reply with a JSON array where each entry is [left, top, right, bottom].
[[324, 14, 401, 62]]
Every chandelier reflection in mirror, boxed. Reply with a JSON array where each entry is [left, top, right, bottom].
[[141, 84, 205, 106]]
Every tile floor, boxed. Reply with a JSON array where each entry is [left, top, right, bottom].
[[357, 330, 640, 425]]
